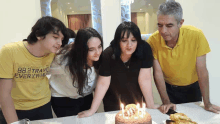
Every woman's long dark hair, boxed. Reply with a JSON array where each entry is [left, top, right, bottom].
[[58, 27, 103, 96], [110, 21, 151, 60]]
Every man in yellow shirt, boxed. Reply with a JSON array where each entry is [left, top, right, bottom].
[[148, 1, 220, 114], [0, 16, 69, 124]]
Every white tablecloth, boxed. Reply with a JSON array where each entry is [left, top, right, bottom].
[[31, 102, 220, 124]]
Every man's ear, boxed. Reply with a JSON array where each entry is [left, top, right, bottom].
[[178, 19, 184, 28], [37, 36, 43, 41], [35, 30, 44, 41]]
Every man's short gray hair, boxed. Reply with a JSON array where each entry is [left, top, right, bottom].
[[157, 1, 183, 24]]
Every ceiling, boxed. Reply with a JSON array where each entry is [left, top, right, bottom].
[[51, 0, 165, 15]]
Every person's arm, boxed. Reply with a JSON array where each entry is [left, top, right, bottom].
[[0, 78, 19, 123], [138, 68, 155, 109], [48, 64, 65, 75], [47, 58, 66, 75], [153, 59, 176, 113], [77, 75, 111, 118], [196, 55, 220, 114]]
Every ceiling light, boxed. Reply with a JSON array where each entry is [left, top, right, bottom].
[[70, 7, 72, 9], [72, 11, 74, 12], [140, 9, 142, 10], [68, 2, 70, 4], [149, 4, 151, 6]]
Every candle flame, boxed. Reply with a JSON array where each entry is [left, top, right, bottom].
[[121, 103, 124, 118], [141, 103, 146, 117], [137, 103, 140, 116], [137, 103, 140, 108], [143, 103, 146, 110], [121, 103, 124, 108]]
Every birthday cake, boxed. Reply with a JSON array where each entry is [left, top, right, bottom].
[[115, 104, 152, 124]]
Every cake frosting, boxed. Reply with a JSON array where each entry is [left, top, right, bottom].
[[115, 104, 152, 124]]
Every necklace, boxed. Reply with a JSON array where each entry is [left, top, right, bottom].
[[120, 55, 131, 69], [122, 58, 131, 69]]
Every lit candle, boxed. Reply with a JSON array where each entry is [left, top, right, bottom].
[[142, 103, 146, 117], [136, 103, 140, 115], [127, 110, 130, 116], [129, 108, 133, 115], [121, 103, 124, 117]]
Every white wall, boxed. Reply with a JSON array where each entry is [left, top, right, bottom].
[[0, 0, 41, 49], [135, 10, 157, 34], [51, 2, 68, 27], [176, 0, 220, 105], [145, 9, 157, 34], [137, 12, 146, 33], [101, 0, 121, 49]]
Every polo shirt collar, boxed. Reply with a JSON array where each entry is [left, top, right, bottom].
[[160, 28, 183, 48], [176, 28, 183, 46], [161, 37, 167, 48]]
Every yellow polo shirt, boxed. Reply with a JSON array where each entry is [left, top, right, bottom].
[[148, 25, 211, 86], [0, 41, 55, 110]]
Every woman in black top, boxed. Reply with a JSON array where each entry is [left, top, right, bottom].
[[78, 22, 156, 117]]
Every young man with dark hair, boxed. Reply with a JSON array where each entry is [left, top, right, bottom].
[[0, 16, 69, 124]]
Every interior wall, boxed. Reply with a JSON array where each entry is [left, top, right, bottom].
[[101, 0, 121, 49], [51, 2, 68, 27], [0, 0, 41, 49], [176, 0, 220, 105], [137, 12, 146, 34], [69, 12, 91, 15], [134, 10, 157, 34], [145, 9, 157, 34]]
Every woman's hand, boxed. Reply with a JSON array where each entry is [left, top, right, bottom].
[[77, 109, 95, 118]]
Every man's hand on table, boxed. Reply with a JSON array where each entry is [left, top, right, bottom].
[[77, 109, 95, 118], [158, 103, 176, 114], [204, 103, 220, 114]]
